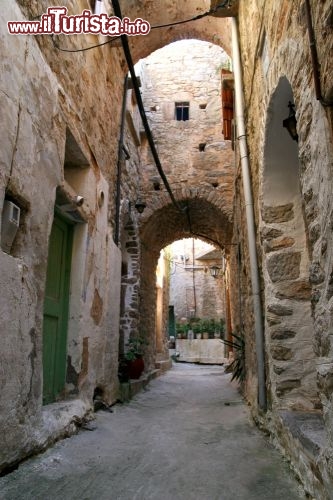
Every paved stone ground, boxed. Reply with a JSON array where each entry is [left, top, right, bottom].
[[0, 363, 303, 500]]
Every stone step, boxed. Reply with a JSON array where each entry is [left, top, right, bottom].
[[119, 368, 164, 402]]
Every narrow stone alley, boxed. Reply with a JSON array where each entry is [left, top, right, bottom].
[[1, 1, 333, 496], [0, 364, 302, 500]]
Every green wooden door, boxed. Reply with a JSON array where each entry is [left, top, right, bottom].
[[43, 214, 73, 404], [168, 305, 176, 337]]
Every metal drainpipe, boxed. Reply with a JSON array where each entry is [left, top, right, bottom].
[[114, 74, 128, 246], [94, 0, 104, 15], [231, 17, 267, 411]]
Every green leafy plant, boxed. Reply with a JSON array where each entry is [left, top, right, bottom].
[[176, 322, 189, 337], [220, 333, 245, 382], [192, 322, 201, 334], [199, 319, 208, 333], [176, 317, 225, 338], [124, 336, 148, 361]]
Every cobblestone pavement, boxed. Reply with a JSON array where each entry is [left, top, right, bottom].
[[0, 363, 303, 500]]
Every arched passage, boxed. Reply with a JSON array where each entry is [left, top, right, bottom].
[[139, 197, 233, 371], [122, 2, 232, 64], [128, 36, 235, 372], [260, 77, 319, 411]]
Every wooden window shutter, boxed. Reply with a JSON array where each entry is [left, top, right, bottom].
[[221, 70, 234, 140]]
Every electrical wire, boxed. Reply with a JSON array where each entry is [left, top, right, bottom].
[[150, 1, 231, 30], [51, 33, 121, 53]]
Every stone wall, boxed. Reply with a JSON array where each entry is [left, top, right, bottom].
[[156, 251, 170, 359], [237, 0, 333, 495], [138, 39, 234, 216], [0, 1, 128, 471], [176, 339, 226, 364]]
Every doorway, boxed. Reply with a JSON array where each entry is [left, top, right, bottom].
[[43, 213, 73, 404], [261, 77, 318, 410]]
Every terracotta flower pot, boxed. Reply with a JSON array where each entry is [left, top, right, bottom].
[[128, 357, 144, 379]]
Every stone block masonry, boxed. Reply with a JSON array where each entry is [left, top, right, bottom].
[[138, 39, 235, 221]]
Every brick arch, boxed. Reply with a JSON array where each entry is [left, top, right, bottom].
[[140, 191, 233, 250], [138, 196, 232, 372], [123, 4, 232, 64]]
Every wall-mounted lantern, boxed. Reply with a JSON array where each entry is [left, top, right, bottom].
[[135, 197, 146, 214], [210, 265, 221, 278], [282, 101, 298, 142]]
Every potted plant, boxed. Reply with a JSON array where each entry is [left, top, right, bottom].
[[200, 319, 210, 339], [192, 321, 201, 339], [124, 336, 147, 379], [176, 322, 188, 339]]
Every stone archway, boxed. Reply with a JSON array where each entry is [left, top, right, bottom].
[[131, 36, 235, 372], [139, 196, 232, 371], [122, 2, 232, 64], [260, 77, 319, 411]]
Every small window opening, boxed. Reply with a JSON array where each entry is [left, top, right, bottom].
[[199, 143, 206, 152], [199, 103, 207, 110], [175, 102, 189, 121]]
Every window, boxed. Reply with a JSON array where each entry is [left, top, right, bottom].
[[175, 102, 189, 121], [221, 72, 234, 140]]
